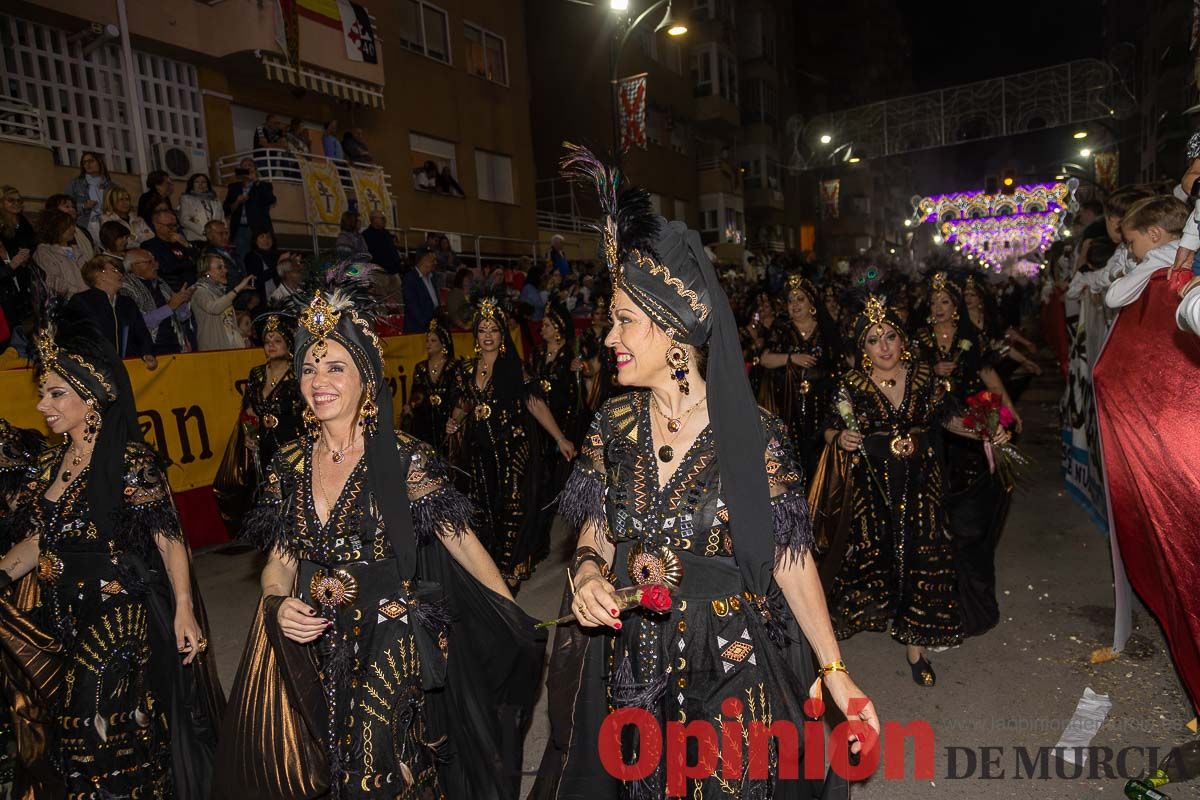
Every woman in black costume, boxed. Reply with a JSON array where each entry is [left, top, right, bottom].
[[404, 316, 460, 457], [912, 272, 1019, 638], [760, 275, 841, 476], [531, 146, 877, 799], [215, 312, 303, 529], [214, 280, 545, 799], [811, 296, 1007, 685], [0, 312, 223, 798], [960, 273, 1040, 401], [446, 299, 575, 586]]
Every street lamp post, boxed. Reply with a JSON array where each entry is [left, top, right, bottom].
[[606, 0, 685, 167]]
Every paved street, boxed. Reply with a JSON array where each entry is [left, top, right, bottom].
[[194, 372, 1196, 798]]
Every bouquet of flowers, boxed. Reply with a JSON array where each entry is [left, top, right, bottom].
[[962, 390, 1027, 488], [536, 583, 673, 629], [835, 388, 888, 499]]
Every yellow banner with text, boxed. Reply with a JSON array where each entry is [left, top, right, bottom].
[[0, 333, 475, 493]]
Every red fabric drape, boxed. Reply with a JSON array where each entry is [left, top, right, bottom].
[[1094, 273, 1200, 710]]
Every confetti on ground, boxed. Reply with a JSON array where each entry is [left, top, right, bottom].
[[1090, 647, 1119, 664]]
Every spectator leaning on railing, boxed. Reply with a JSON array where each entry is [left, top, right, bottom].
[[254, 113, 286, 150], [65, 151, 113, 233], [342, 127, 374, 164], [223, 157, 276, 264], [179, 173, 224, 244], [43, 195, 95, 261], [95, 185, 154, 245], [137, 170, 175, 222], [285, 117, 310, 153], [322, 119, 345, 160], [35, 210, 89, 298], [67, 257, 156, 368], [120, 247, 193, 355], [143, 208, 197, 291]]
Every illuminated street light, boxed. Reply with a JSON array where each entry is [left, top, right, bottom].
[[932, 234, 944, 245], [847, 157, 861, 164], [1079, 148, 1092, 158], [1054, 174, 1066, 180], [655, 2, 687, 35], [819, 134, 832, 145], [889, 248, 896, 254], [903, 219, 912, 227], [610, 0, 629, 10], [1073, 130, 1088, 139]]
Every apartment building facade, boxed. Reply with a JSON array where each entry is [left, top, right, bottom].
[[2, 0, 539, 258]]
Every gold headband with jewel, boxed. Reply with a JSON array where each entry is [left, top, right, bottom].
[[263, 315, 284, 337], [477, 297, 501, 322], [34, 328, 113, 403], [931, 272, 948, 292], [298, 290, 339, 362]]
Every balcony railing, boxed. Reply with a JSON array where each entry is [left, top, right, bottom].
[[535, 178, 597, 234], [216, 148, 394, 198], [0, 94, 48, 148]]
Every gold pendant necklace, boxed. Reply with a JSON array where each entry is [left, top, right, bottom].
[[651, 396, 706, 461], [61, 444, 90, 483]]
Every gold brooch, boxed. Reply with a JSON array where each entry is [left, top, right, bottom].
[[37, 552, 64, 584], [309, 568, 359, 608], [262, 414, 279, 429], [889, 434, 916, 458], [627, 543, 683, 591], [474, 403, 492, 421], [429, 393, 443, 407], [298, 291, 340, 362]]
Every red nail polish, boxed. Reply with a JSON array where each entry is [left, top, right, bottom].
[[614, 622, 622, 630], [610, 608, 618, 616]]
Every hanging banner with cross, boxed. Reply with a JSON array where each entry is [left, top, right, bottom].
[[820, 179, 840, 219], [298, 155, 348, 236], [350, 164, 393, 225], [615, 73, 649, 152]]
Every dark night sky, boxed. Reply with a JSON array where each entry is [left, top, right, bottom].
[[897, 0, 1105, 91]]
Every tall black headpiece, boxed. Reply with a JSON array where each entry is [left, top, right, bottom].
[[561, 143, 776, 595], [292, 264, 419, 580], [33, 309, 140, 540]]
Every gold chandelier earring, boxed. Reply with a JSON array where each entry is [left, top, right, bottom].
[[82, 399, 101, 445], [303, 405, 319, 440], [358, 384, 379, 437], [666, 343, 691, 396], [861, 353, 874, 374], [473, 341, 482, 358]]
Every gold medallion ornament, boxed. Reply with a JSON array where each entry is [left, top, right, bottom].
[[429, 393, 443, 407], [626, 543, 683, 591], [863, 295, 887, 327], [889, 433, 916, 458], [474, 403, 492, 421], [37, 552, 64, 584], [799, 379, 812, 395], [298, 290, 340, 363], [262, 414, 279, 429], [931, 272, 948, 293], [309, 568, 359, 608]]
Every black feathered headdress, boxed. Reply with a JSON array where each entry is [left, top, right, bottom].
[[560, 143, 780, 597]]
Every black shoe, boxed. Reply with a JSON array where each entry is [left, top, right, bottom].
[[908, 654, 936, 687]]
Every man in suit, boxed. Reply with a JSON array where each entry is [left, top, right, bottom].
[[402, 249, 440, 333], [68, 257, 158, 369], [223, 157, 277, 264]]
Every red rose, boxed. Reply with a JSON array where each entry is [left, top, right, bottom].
[[965, 393, 984, 410], [639, 585, 673, 613], [962, 414, 977, 430]]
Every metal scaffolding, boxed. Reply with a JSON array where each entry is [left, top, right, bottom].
[[789, 59, 1133, 170]]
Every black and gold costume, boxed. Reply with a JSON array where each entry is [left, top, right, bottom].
[[215, 279, 545, 800], [407, 357, 460, 456], [535, 393, 834, 797], [406, 320, 460, 457], [914, 275, 1011, 638], [1, 441, 224, 798], [762, 317, 838, 475], [215, 360, 302, 529], [452, 356, 533, 582], [815, 364, 963, 647]]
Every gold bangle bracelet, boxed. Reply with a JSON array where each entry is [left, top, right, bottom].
[[819, 659, 848, 676]]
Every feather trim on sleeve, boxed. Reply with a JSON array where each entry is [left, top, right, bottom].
[[771, 490, 814, 568], [558, 464, 606, 533]]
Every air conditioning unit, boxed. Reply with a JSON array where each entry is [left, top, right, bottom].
[[152, 142, 209, 180]]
